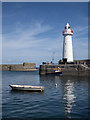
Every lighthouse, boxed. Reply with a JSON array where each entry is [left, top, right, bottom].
[[62, 23, 73, 63]]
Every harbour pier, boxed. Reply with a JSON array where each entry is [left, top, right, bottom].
[[0, 62, 38, 71], [39, 62, 90, 76]]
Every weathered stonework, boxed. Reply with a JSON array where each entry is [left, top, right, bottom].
[[39, 64, 90, 76], [0, 63, 38, 71]]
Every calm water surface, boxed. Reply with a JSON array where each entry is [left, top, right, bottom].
[[2, 71, 89, 119]]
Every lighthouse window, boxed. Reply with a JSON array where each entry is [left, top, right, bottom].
[[65, 26, 67, 29]]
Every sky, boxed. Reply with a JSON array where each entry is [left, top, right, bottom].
[[2, 2, 88, 66]]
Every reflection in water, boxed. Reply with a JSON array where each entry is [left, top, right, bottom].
[[10, 89, 44, 94], [40, 75, 76, 118], [63, 80, 76, 118], [2, 71, 88, 118]]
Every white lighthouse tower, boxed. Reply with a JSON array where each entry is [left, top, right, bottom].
[[62, 23, 73, 63]]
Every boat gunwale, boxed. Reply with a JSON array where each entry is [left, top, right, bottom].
[[9, 84, 44, 89]]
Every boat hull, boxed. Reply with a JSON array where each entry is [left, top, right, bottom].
[[46, 71, 62, 75], [9, 85, 44, 92]]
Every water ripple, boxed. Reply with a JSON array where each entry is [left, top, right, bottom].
[[2, 71, 88, 118]]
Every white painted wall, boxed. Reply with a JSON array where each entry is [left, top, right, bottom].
[[63, 23, 73, 62]]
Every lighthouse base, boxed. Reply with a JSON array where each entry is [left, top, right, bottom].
[[62, 58, 74, 64], [63, 58, 67, 63]]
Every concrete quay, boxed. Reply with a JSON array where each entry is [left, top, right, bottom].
[[39, 64, 90, 76]]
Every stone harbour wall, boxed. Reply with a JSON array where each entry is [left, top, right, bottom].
[[39, 64, 90, 76], [0, 63, 37, 71]]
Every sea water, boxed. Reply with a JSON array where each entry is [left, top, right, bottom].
[[2, 71, 89, 119]]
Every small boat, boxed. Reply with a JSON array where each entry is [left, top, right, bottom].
[[46, 67, 62, 75], [55, 70, 62, 74], [9, 84, 44, 92], [54, 67, 62, 74]]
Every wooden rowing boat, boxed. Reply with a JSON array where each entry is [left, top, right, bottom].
[[9, 84, 44, 92]]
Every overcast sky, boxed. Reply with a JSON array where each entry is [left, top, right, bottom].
[[2, 2, 88, 66]]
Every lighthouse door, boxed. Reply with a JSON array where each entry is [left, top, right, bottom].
[[63, 58, 67, 64]]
